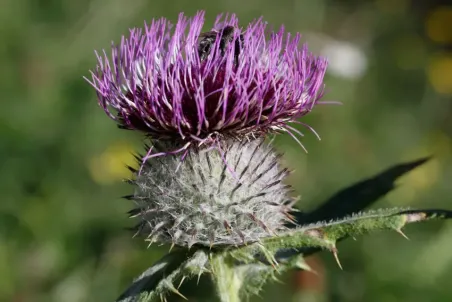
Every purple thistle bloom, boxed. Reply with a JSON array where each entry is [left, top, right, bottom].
[[86, 11, 328, 158]]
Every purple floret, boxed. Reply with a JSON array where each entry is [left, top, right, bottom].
[[86, 11, 328, 158]]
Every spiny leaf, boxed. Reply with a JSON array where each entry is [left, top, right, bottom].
[[236, 263, 280, 298], [209, 252, 294, 301], [116, 250, 187, 302], [228, 209, 451, 296], [211, 252, 311, 299], [292, 157, 430, 225], [116, 250, 209, 302], [237, 208, 452, 265]]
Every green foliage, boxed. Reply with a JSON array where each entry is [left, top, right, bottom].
[[2, 1, 452, 301], [117, 208, 452, 301], [117, 250, 209, 302]]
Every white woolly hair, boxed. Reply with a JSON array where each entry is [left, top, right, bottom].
[[128, 139, 295, 248]]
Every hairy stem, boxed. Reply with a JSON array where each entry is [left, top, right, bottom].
[[210, 255, 242, 302]]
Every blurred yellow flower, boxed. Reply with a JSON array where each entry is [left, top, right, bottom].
[[427, 54, 452, 95], [89, 142, 137, 185], [426, 6, 452, 44], [375, 0, 410, 14]]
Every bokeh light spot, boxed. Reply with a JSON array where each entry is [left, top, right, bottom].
[[426, 6, 452, 44], [89, 142, 137, 185], [427, 54, 452, 95], [375, 0, 410, 14]]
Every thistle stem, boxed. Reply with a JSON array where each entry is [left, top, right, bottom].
[[210, 255, 242, 302]]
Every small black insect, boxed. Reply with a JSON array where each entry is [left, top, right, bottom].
[[197, 25, 244, 64]]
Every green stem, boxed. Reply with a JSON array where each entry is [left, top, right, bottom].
[[210, 254, 242, 302]]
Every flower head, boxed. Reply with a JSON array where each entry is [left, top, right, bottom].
[[86, 11, 328, 157], [129, 139, 294, 247]]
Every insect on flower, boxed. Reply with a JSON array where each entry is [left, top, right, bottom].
[[198, 25, 244, 64], [85, 11, 329, 166]]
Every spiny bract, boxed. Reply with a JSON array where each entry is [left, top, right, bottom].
[[129, 139, 295, 247]]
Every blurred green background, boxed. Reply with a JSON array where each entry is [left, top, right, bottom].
[[1, 0, 452, 301]]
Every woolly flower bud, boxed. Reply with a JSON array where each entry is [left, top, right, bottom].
[[129, 139, 294, 247], [86, 11, 328, 158]]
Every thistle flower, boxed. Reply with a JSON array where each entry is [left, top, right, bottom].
[[83, 11, 452, 302], [129, 139, 294, 248], [86, 11, 328, 159]]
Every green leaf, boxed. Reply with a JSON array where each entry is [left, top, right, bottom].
[[234, 208, 452, 266], [292, 157, 430, 226], [116, 249, 209, 302], [217, 208, 452, 298]]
